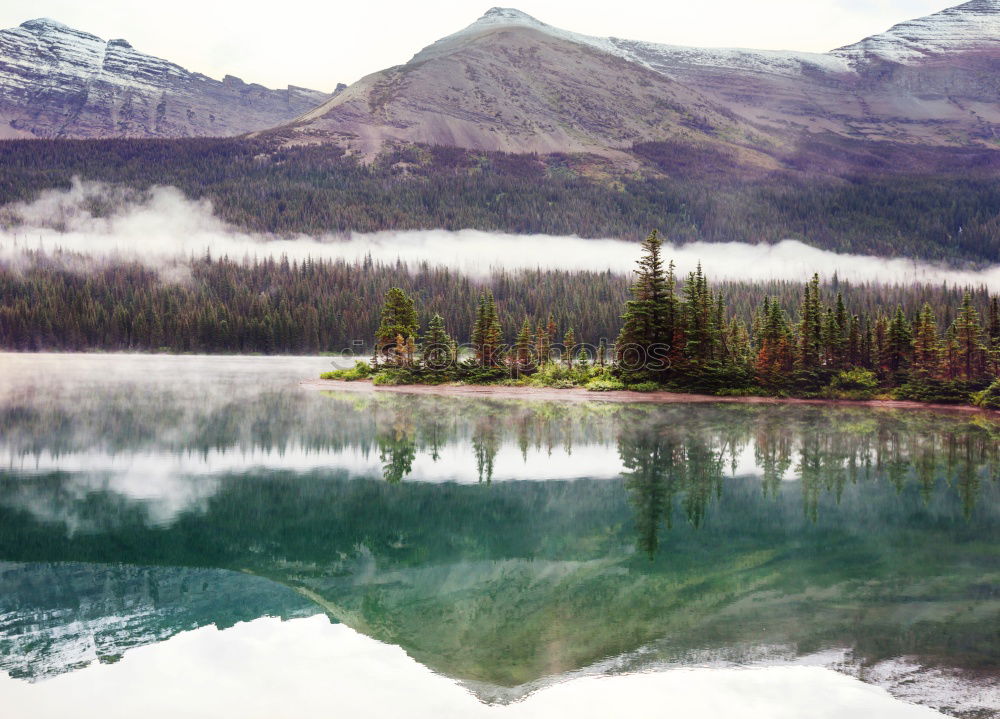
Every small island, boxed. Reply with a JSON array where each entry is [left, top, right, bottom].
[[320, 232, 1000, 412]]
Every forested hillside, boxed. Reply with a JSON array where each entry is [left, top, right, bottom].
[[3, 138, 1000, 263]]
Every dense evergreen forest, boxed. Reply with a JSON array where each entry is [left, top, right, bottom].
[[348, 232, 1000, 408], [1, 250, 996, 360], [2, 137, 1000, 262]]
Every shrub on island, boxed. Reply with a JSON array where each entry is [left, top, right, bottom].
[[320, 361, 372, 381]]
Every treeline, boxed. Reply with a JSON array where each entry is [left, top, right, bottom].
[[362, 231, 1000, 406], [2, 137, 1000, 261], [612, 232, 1000, 405], [1, 251, 998, 358]]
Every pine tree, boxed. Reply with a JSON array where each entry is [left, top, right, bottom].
[[859, 314, 874, 370], [952, 292, 987, 380], [847, 314, 861, 367], [712, 293, 726, 363], [883, 306, 913, 376], [483, 293, 504, 367], [988, 296, 1000, 375], [798, 274, 822, 369], [513, 317, 534, 373], [912, 303, 941, 379], [471, 293, 487, 360], [616, 230, 673, 371], [755, 298, 793, 379], [546, 314, 558, 350], [563, 327, 577, 368], [471, 290, 504, 367], [535, 319, 550, 365], [421, 313, 454, 370], [828, 293, 848, 368], [681, 264, 714, 364], [873, 315, 889, 378], [375, 288, 418, 360], [724, 318, 752, 367], [944, 323, 960, 380]]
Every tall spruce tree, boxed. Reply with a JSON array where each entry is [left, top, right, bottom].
[[798, 274, 822, 369], [535, 319, 550, 366], [952, 292, 987, 380], [829, 293, 849, 368], [513, 317, 534, 373], [375, 288, 418, 361], [563, 327, 577, 368], [682, 264, 714, 364], [883, 306, 913, 376], [483, 293, 504, 367], [988, 297, 1000, 375], [471, 291, 504, 367], [616, 230, 673, 372], [755, 297, 794, 378], [847, 314, 861, 367], [912, 303, 941, 378], [421, 313, 454, 370]]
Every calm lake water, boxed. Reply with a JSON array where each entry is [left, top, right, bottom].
[[0, 353, 997, 719]]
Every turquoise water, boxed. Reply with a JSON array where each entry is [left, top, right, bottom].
[[0, 354, 996, 717]]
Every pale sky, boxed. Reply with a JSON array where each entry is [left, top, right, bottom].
[[0, 1, 959, 91]]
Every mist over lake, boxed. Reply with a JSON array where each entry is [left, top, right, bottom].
[[4, 182, 1000, 289]]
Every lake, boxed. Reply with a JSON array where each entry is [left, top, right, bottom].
[[0, 353, 996, 718]]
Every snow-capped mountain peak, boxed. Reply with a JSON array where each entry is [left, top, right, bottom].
[[478, 7, 544, 25], [408, 5, 611, 64], [418, 2, 1000, 79], [833, 0, 1000, 63], [0, 18, 332, 139], [20, 17, 73, 32], [411, 5, 849, 77]]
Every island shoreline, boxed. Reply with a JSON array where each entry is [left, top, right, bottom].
[[301, 379, 1000, 417]]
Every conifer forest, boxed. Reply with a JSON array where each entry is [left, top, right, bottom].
[[313, 232, 1000, 409]]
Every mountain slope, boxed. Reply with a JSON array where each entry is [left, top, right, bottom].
[[0, 18, 337, 139], [272, 9, 782, 161], [278, 4, 1000, 155]]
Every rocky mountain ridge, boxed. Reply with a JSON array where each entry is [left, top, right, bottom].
[[277, 3, 1000, 157], [0, 18, 337, 139]]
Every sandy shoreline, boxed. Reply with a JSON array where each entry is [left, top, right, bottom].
[[300, 379, 998, 417]]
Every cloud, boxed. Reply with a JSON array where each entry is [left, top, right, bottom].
[[0, 615, 947, 718], [2, 180, 999, 290]]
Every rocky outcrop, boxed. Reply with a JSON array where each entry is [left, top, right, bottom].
[[0, 18, 336, 139]]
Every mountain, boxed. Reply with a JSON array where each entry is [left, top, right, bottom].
[[276, 3, 1000, 156], [270, 8, 779, 161], [0, 562, 317, 680], [833, 0, 1000, 63], [0, 18, 338, 139]]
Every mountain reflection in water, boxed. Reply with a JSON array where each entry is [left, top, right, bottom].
[[0, 354, 996, 718]]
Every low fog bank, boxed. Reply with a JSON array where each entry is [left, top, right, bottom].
[[2, 180, 999, 289]]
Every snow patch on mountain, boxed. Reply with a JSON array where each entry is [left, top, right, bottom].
[[0, 18, 332, 138], [833, 0, 1000, 64], [607, 40, 852, 77], [3, 19, 226, 94], [429, 3, 1000, 81], [417, 7, 848, 77]]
